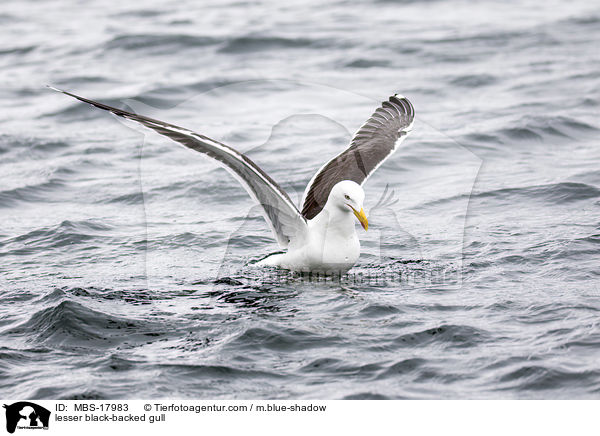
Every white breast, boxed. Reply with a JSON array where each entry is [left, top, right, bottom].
[[256, 207, 360, 273]]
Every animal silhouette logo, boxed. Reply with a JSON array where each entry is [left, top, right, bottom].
[[3, 402, 50, 434]]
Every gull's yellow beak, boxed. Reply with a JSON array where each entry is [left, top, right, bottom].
[[352, 207, 369, 231]]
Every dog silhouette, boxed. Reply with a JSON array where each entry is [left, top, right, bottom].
[[3, 402, 50, 434]]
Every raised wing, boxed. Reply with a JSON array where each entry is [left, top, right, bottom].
[[49, 87, 307, 248], [301, 94, 415, 220]]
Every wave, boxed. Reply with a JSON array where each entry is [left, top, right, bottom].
[[427, 30, 524, 45], [342, 392, 390, 399], [103, 33, 321, 55], [359, 304, 404, 317], [423, 182, 600, 210], [344, 58, 392, 68], [0, 45, 35, 56], [461, 132, 503, 147], [558, 14, 600, 27], [110, 9, 164, 19], [103, 191, 145, 205], [376, 357, 427, 379], [103, 33, 218, 52], [156, 363, 283, 379], [52, 75, 115, 86], [62, 391, 107, 400], [462, 115, 597, 150], [227, 326, 343, 351], [0, 13, 15, 23], [218, 35, 319, 54], [0, 134, 70, 156], [392, 324, 491, 348], [62, 287, 157, 305], [514, 303, 600, 325], [478, 182, 600, 204], [2, 299, 166, 348], [498, 364, 600, 392], [449, 74, 497, 88], [1, 220, 113, 254], [0, 347, 54, 369], [499, 115, 598, 142], [2, 300, 123, 347], [0, 178, 66, 208], [300, 358, 383, 378], [93, 354, 142, 372]]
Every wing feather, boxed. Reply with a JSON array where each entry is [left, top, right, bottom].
[[49, 86, 306, 247], [300, 94, 415, 220]]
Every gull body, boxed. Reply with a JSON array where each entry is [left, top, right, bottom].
[[50, 87, 414, 273], [257, 180, 365, 272]]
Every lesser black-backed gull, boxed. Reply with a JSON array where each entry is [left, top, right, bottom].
[[49, 87, 414, 272]]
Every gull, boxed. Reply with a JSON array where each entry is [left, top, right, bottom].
[[49, 87, 414, 273]]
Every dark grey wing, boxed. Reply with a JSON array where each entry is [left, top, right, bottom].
[[49, 86, 307, 248], [301, 94, 415, 220]]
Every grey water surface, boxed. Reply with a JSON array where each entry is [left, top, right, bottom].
[[1, 0, 599, 399]]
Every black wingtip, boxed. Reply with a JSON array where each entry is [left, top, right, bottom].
[[47, 85, 80, 101], [47, 85, 78, 100], [389, 94, 415, 119]]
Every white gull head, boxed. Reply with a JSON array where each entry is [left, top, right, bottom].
[[324, 180, 367, 228]]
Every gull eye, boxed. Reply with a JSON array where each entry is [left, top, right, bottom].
[[344, 194, 350, 200]]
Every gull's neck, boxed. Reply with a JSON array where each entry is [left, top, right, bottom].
[[310, 201, 356, 237]]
